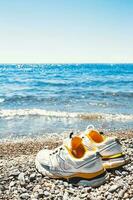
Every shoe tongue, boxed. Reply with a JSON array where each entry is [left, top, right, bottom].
[[71, 136, 82, 150], [63, 136, 82, 150], [64, 135, 87, 158], [88, 130, 99, 136], [87, 129, 104, 143], [85, 126, 99, 137]]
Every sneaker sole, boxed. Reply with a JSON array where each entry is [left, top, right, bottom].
[[35, 158, 109, 187], [68, 171, 109, 187]]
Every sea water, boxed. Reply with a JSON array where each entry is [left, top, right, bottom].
[[0, 64, 133, 139]]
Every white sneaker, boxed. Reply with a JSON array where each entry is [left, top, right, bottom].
[[84, 125, 129, 169], [35, 133, 108, 187]]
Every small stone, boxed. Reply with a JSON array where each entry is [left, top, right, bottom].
[[78, 185, 84, 189], [74, 197, 80, 200], [54, 180, 59, 185], [108, 185, 120, 193], [44, 191, 50, 197], [38, 189, 44, 197], [118, 190, 125, 198], [9, 181, 16, 187], [86, 187, 92, 192], [114, 176, 121, 182], [0, 185, 5, 192], [26, 183, 33, 190], [107, 194, 112, 200], [124, 193, 129, 198], [129, 166, 133, 170], [31, 192, 39, 199], [10, 169, 20, 177], [20, 192, 30, 199], [13, 190, 18, 195], [64, 181, 69, 187], [115, 170, 122, 176], [18, 172, 25, 182], [33, 184, 41, 192], [80, 193, 88, 198], [63, 192, 69, 200], [67, 189, 74, 195], [18, 187, 27, 194], [30, 173, 36, 181], [54, 190, 59, 194], [104, 191, 109, 197], [58, 180, 64, 185], [25, 176, 30, 184], [122, 171, 128, 176]]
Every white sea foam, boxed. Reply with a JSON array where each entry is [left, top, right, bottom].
[[0, 98, 4, 103], [0, 109, 133, 121]]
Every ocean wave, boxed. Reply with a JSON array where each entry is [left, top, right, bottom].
[[0, 98, 4, 103], [1, 90, 133, 105], [0, 109, 133, 121]]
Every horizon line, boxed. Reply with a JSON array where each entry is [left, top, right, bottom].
[[0, 62, 133, 65]]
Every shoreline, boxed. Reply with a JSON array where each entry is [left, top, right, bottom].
[[0, 131, 133, 199], [0, 130, 133, 159]]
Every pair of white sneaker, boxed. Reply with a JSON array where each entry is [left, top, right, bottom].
[[35, 125, 128, 187]]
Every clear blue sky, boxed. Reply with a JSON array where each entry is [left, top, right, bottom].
[[0, 0, 133, 63]]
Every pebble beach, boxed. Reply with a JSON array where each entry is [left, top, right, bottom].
[[0, 131, 133, 200]]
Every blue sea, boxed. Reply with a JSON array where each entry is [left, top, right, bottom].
[[0, 64, 133, 139]]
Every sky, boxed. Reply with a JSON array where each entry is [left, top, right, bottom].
[[0, 0, 133, 63]]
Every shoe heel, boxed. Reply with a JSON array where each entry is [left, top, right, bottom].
[[103, 154, 130, 169]]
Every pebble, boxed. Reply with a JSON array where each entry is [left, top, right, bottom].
[[124, 193, 129, 198], [31, 192, 39, 199], [108, 185, 120, 193], [18, 172, 25, 182], [44, 191, 50, 197], [0, 185, 5, 192], [122, 171, 129, 176], [33, 184, 41, 192], [104, 191, 109, 197], [9, 181, 16, 187], [107, 194, 112, 200], [80, 193, 88, 198], [50, 189, 55, 194], [30, 172, 36, 181], [26, 183, 33, 189], [118, 190, 125, 198], [63, 192, 69, 200], [37, 189, 44, 197], [64, 181, 69, 187], [20, 192, 30, 199], [73, 197, 80, 200], [115, 170, 122, 176], [10, 169, 20, 177], [54, 189, 59, 194]]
